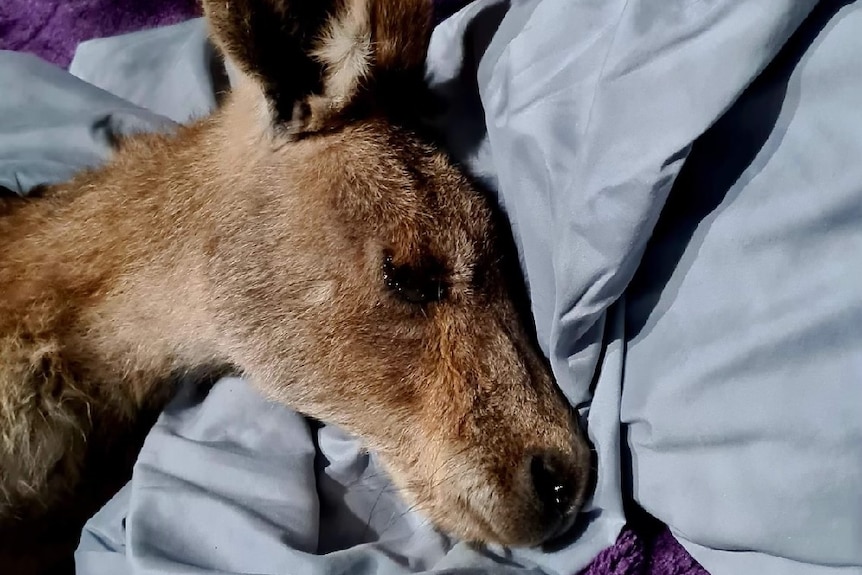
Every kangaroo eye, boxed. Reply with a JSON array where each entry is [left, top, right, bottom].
[[382, 255, 447, 305]]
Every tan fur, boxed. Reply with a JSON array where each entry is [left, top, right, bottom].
[[0, 0, 592, 567]]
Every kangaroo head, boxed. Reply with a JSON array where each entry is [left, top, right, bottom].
[[200, 0, 592, 546]]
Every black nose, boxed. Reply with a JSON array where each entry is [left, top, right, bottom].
[[530, 453, 577, 519]]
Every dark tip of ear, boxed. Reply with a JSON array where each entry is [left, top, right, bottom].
[[370, 0, 434, 72], [205, 0, 439, 133], [204, 0, 334, 116]]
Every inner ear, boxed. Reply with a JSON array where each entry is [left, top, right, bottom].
[[203, 0, 435, 138], [203, 0, 332, 131]]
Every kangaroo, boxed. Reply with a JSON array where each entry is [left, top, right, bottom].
[[0, 0, 592, 560]]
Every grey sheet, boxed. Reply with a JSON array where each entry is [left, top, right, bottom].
[[0, 52, 174, 194], [0, 1, 860, 574], [621, 3, 862, 571], [432, 1, 861, 573]]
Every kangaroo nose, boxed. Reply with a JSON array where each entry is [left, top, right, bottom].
[[530, 453, 577, 524]]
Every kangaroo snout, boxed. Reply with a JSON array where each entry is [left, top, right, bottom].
[[530, 451, 583, 537]]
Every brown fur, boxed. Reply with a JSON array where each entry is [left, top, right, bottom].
[[0, 0, 592, 568]]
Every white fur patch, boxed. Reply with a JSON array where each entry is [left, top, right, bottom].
[[313, 0, 372, 105]]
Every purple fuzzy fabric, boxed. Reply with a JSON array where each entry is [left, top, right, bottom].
[[582, 523, 707, 575], [0, 0, 201, 67], [0, 1, 708, 574]]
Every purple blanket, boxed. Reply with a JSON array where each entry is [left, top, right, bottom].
[[0, 1, 707, 574]]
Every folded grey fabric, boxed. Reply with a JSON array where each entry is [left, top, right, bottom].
[[1, 1, 860, 574], [69, 19, 223, 124], [432, 1, 860, 574], [621, 3, 862, 572], [0, 52, 174, 194]]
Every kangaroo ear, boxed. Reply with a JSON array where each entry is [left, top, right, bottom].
[[203, 0, 434, 138]]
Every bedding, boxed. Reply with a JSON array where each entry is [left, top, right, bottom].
[[0, 1, 860, 574], [431, 2, 861, 573], [0, 0, 200, 68]]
